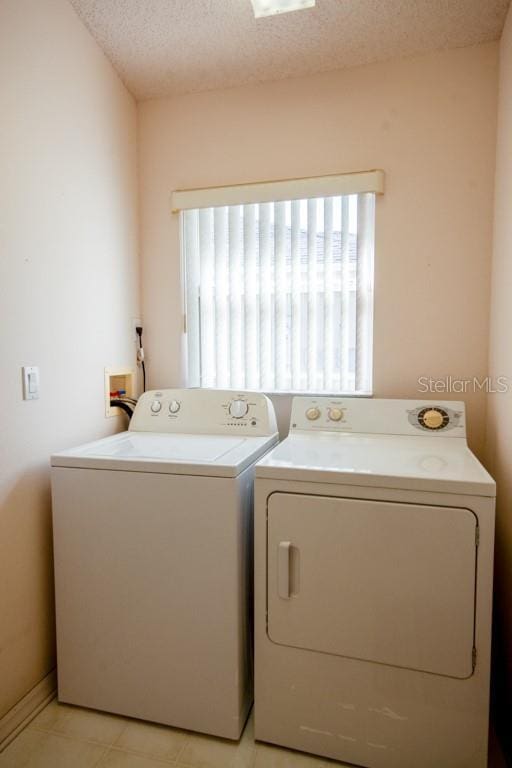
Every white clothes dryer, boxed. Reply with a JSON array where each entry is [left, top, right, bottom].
[[52, 388, 278, 740], [254, 397, 495, 768]]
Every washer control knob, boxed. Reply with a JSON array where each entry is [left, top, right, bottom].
[[150, 400, 162, 413], [169, 400, 180, 414], [328, 407, 343, 422], [306, 407, 321, 421], [229, 399, 248, 419]]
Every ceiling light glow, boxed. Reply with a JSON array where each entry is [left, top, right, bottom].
[[250, 0, 316, 19]]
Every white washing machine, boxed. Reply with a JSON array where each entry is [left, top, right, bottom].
[[51, 388, 277, 740], [254, 397, 495, 768]]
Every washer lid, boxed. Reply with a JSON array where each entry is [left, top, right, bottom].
[[51, 431, 277, 477], [256, 432, 495, 496]]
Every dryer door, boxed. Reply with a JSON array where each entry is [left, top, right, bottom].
[[267, 493, 477, 678]]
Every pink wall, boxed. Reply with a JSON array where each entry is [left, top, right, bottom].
[[139, 42, 498, 453], [0, 0, 139, 725], [487, 3, 512, 754]]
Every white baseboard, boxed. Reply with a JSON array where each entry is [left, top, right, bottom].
[[0, 670, 57, 752]]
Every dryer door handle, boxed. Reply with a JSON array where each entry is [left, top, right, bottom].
[[277, 541, 291, 599]]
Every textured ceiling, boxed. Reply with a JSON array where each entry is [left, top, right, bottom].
[[68, 0, 511, 100]]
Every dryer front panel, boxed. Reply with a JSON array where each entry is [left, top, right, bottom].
[[266, 493, 477, 678]]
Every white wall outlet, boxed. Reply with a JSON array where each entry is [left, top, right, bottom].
[[22, 366, 40, 400]]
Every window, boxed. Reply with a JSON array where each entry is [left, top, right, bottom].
[[177, 172, 381, 394]]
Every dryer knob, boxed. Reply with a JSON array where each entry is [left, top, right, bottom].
[[169, 400, 180, 414], [306, 407, 321, 421], [150, 400, 162, 413], [328, 407, 343, 422]]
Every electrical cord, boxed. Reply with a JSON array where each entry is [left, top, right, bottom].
[[136, 326, 146, 392]]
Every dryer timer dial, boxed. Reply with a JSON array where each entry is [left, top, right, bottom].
[[417, 407, 449, 430]]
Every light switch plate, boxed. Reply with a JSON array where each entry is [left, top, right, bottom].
[[22, 366, 40, 400]]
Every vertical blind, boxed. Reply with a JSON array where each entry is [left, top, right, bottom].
[[182, 193, 375, 393]]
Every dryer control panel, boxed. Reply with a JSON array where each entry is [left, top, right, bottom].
[[290, 397, 466, 437], [129, 389, 278, 437]]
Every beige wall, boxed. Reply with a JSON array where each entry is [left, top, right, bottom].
[[0, 0, 139, 719], [487, 3, 512, 755], [139, 43, 498, 452]]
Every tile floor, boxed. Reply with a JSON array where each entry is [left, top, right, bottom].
[[0, 699, 342, 768], [0, 698, 506, 768]]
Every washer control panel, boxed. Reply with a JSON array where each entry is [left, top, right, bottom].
[[291, 397, 466, 437], [129, 389, 278, 436]]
